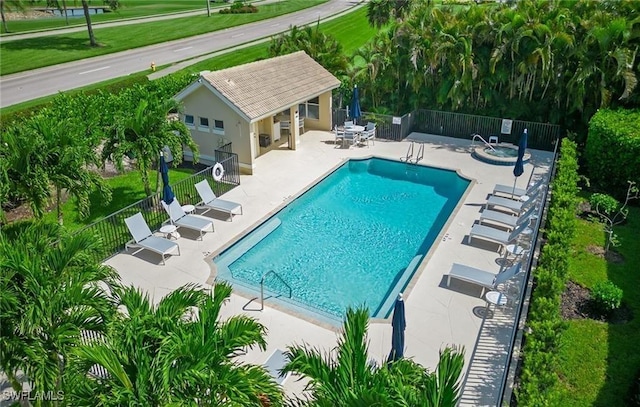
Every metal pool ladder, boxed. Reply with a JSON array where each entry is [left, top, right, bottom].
[[471, 133, 496, 152], [260, 270, 292, 311]]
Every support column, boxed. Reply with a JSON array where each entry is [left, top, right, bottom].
[[289, 107, 300, 150]]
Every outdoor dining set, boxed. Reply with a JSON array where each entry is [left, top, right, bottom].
[[334, 121, 377, 148]]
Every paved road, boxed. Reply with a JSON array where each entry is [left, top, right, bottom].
[[0, 0, 360, 108], [0, 0, 279, 43]]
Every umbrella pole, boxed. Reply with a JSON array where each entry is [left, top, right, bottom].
[[512, 176, 518, 198]]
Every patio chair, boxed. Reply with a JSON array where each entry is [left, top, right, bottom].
[[492, 177, 545, 200], [468, 221, 531, 253], [360, 122, 376, 147], [485, 187, 541, 214], [344, 120, 354, 128], [342, 129, 359, 148], [124, 212, 180, 265], [280, 120, 291, 135], [446, 261, 522, 296], [161, 199, 214, 240], [194, 180, 243, 221], [263, 349, 291, 386], [298, 117, 305, 133], [479, 203, 537, 231], [334, 126, 345, 145]]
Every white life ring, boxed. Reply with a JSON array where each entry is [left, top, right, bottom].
[[212, 163, 225, 181]]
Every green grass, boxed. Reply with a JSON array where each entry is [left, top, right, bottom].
[[1, 1, 215, 34], [1, 0, 326, 75], [43, 167, 194, 231], [184, 5, 375, 74], [556, 205, 640, 406]]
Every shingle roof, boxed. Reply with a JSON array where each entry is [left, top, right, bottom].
[[200, 51, 341, 122]]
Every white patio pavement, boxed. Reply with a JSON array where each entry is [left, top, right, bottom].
[[105, 130, 554, 405]]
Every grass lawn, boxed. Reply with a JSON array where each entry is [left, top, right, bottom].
[[556, 205, 640, 406], [43, 167, 195, 231], [1, 0, 326, 75], [0, 0, 208, 34], [185, 6, 375, 73]]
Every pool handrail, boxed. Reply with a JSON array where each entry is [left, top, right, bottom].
[[260, 270, 292, 311], [471, 133, 496, 152]]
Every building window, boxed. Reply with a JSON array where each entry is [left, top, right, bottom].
[[184, 114, 195, 127], [299, 96, 320, 120], [213, 120, 224, 135], [198, 117, 210, 132]]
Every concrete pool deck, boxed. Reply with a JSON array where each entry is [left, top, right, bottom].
[[105, 131, 554, 405]]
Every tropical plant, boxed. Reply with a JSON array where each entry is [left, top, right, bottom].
[[268, 23, 349, 78], [0, 221, 119, 401], [66, 282, 283, 406], [282, 307, 465, 406], [101, 86, 199, 196]]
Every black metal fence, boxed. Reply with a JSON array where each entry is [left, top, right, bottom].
[[332, 108, 561, 151], [74, 148, 241, 262]]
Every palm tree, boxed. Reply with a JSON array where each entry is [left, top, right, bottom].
[[282, 307, 465, 406], [0, 221, 119, 400], [67, 283, 283, 406], [102, 88, 199, 196], [26, 112, 111, 224], [81, 0, 97, 46]]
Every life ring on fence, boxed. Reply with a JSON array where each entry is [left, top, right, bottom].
[[212, 163, 225, 181]]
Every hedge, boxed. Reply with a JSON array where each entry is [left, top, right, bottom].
[[584, 109, 640, 199], [517, 138, 580, 406]]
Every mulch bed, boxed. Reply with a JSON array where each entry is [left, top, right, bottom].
[[561, 280, 633, 324]]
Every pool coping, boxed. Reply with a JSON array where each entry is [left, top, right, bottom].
[[205, 154, 476, 329]]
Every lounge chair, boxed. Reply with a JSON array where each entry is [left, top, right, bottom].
[[124, 212, 180, 265], [263, 348, 291, 385], [161, 199, 214, 240], [492, 177, 545, 200], [446, 261, 522, 296], [479, 204, 537, 231], [468, 220, 531, 253], [485, 187, 541, 214], [194, 180, 243, 221]]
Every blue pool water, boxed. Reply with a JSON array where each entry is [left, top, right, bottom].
[[214, 158, 470, 321]]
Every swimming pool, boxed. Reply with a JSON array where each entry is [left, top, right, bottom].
[[214, 158, 470, 322]]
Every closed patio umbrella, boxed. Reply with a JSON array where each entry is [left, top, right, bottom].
[[388, 293, 406, 363], [349, 85, 362, 121], [160, 153, 175, 205], [512, 128, 528, 196]]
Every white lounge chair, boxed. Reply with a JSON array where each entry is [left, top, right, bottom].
[[469, 221, 531, 253], [446, 261, 522, 296], [124, 212, 180, 265], [479, 204, 537, 231], [263, 348, 291, 386], [194, 180, 243, 221], [485, 187, 541, 214], [161, 199, 214, 240], [492, 177, 545, 200]]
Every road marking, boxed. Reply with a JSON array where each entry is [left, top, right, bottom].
[[78, 66, 111, 75], [173, 46, 193, 52], [231, 33, 244, 38], [271, 23, 280, 27]]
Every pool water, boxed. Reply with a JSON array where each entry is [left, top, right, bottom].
[[214, 158, 470, 320], [484, 146, 518, 157]]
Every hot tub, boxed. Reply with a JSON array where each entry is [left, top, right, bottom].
[[473, 144, 530, 166]]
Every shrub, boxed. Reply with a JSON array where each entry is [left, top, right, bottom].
[[591, 281, 623, 313], [219, 1, 258, 14], [589, 193, 620, 216], [584, 109, 640, 200], [628, 367, 640, 407]]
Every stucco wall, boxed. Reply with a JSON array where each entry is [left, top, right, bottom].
[[180, 85, 253, 173], [301, 90, 334, 132]]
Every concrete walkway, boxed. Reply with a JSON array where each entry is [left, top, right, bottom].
[[106, 131, 554, 403]]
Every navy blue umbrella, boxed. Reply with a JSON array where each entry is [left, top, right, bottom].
[[159, 154, 175, 205], [388, 294, 406, 363], [512, 128, 528, 195], [349, 85, 362, 121]]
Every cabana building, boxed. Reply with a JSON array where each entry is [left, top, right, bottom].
[[174, 51, 341, 174]]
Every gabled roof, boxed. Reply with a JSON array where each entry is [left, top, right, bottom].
[[174, 51, 341, 123]]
